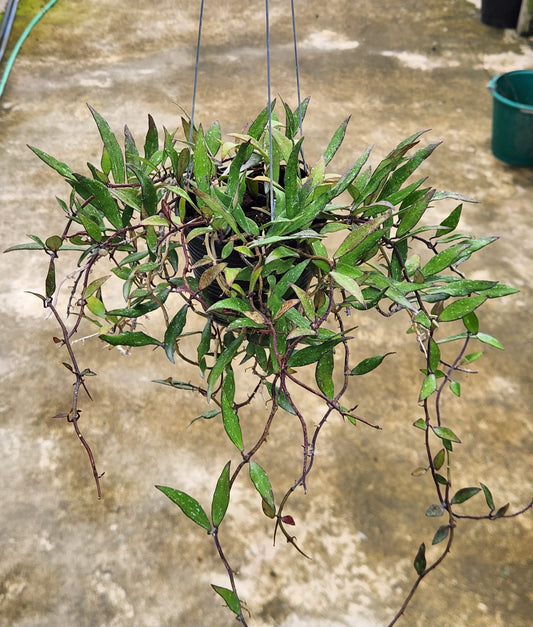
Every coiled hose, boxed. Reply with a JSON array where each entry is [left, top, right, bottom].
[[0, 0, 59, 100]]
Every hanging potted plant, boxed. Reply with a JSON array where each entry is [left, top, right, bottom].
[[7, 99, 531, 626]]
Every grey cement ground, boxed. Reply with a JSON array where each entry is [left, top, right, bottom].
[[1, 1, 532, 625]]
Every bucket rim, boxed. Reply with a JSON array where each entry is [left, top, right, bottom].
[[489, 69, 533, 111]]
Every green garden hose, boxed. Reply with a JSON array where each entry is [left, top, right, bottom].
[[0, 0, 59, 100]]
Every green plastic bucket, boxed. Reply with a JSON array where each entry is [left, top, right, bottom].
[[488, 70, 533, 166]]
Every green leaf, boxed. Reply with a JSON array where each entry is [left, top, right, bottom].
[[144, 114, 159, 160], [85, 296, 106, 318], [428, 339, 441, 373], [88, 105, 125, 184], [222, 369, 235, 404], [288, 338, 343, 368], [323, 116, 350, 164], [413, 418, 427, 430], [141, 215, 169, 226], [433, 448, 445, 470], [285, 138, 305, 219], [207, 298, 252, 315], [226, 141, 252, 201], [207, 335, 245, 401], [226, 317, 267, 332], [272, 259, 310, 300], [193, 128, 214, 193], [476, 332, 504, 349], [350, 352, 395, 376], [432, 425, 461, 443], [366, 273, 418, 312], [419, 373, 437, 401], [396, 189, 434, 238], [126, 164, 158, 217], [264, 381, 296, 415], [451, 486, 481, 504], [436, 331, 503, 349], [211, 585, 241, 616], [74, 174, 122, 229], [484, 284, 519, 298], [164, 305, 188, 363], [333, 215, 388, 259], [84, 275, 110, 298], [463, 352, 483, 364], [432, 525, 450, 545], [124, 124, 139, 161], [248, 100, 274, 140], [435, 203, 462, 238], [78, 212, 102, 241], [424, 279, 498, 298], [45, 235, 63, 252], [425, 503, 444, 517], [413, 543, 426, 575], [155, 485, 211, 530], [439, 296, 486, 322], [315, 350, 335, 398], [481, 483, 495, 510], [462, 311, 479, 334], [331, 270, 365, 306], [45, 259, 56, 298], [249, 460, 275, 511], [290, 282, 316, 321], [197, 319, 211, 376], [205, 120, 222, 156], [211, 461, 231, 527], [442, 439, 453, 452], [250, 230, 323, 248], [27, 145, 75, 179], [100, 331, 162, 348], [421, 243, 469, 277], [153, 378, 198, 391], [450, 381, 461, 397], [189, 409, 221, 425], [4, 241, 48, 252], [494, 503, 509, 519], [221, 391, 243, 450]]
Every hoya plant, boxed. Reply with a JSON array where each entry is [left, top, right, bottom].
[[8, 99, 531, 625]]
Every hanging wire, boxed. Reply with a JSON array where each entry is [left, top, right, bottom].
[[0, 0, 20, 64], [265, 0, 276, 220], [290, 0, 306, 170], [189, 0, 205, 145]]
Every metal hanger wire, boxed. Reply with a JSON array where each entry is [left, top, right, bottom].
[[189, 0, 205, 144], [189, 0, 304, 221]]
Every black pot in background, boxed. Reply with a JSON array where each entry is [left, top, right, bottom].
[[481, 0, 522, 29]]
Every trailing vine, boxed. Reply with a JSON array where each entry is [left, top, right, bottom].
[[7, 100, 531, 625]]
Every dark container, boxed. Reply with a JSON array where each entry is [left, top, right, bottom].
[[187, 233, 314, 307], [481, 0, 522, 29]]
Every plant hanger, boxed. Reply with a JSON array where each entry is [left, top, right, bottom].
[[6, 2, 532, 625], [190, 0, 307, 220]]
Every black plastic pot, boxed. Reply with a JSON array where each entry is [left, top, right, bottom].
[[481, 0, 522, 29], [187, 232, 314, 307]]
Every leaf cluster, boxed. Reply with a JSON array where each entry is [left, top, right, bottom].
[[8, 98, 526, 627]]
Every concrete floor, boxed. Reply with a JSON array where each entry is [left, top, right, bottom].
[[1, 0, 532, 625]]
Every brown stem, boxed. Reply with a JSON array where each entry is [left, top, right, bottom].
[[47, 300, 102, 498], [387, 528, 455, 626]]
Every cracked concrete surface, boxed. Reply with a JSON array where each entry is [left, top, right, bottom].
[[1, 1, 532, 625]]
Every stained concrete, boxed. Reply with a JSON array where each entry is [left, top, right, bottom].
[[1, 1, 532, 625]]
